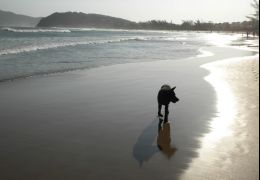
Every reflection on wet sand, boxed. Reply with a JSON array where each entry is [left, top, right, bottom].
[[133, 114, 177, 166], [157, 116, 177, 158]]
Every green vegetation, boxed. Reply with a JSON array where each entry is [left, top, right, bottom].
[[136, 20, 253, 33], [37, 12, 256, 34], [21, 0, 260, 35], [246, 0, 259, 35], [38, 12, 258, 34]]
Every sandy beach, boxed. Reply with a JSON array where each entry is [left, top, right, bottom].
[[181, 51, 259, 180], [0, 40, 258, 180]]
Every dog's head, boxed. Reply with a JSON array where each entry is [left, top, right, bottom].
[[170, 86, 179, 103]]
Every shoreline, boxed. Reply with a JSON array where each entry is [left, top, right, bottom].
[[180, 51, 259, 178], [0, 31, 256, 84], [0, 39, 258, 179]]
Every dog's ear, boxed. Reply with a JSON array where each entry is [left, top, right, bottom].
[[171, 86, 176, 91]]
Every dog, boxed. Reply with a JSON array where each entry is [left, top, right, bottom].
[[157, 84, 179, 117]]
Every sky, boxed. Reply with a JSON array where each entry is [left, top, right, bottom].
[[0, 0, 256, 23]]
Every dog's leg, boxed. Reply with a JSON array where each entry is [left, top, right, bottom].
[[158, 104, 163, 117], [165, 105, 169, 116], [164, 105, 169, 122], [164, 113, 169, 122]]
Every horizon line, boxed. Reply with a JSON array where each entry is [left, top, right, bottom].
[[0, 8, 251, 24]]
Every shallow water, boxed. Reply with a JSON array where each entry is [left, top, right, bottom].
[[0, 28, 238, 82]]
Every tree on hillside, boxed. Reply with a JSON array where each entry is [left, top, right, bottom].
[[247, 0, 259, 36], [181, 20, 194, 30]]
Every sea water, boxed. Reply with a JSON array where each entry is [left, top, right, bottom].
[[0, 27, 236, 82]]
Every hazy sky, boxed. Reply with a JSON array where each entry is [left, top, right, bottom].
[[0, 0, 255, 23]]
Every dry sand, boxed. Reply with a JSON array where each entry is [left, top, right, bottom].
[[0, 43, 258, 180]]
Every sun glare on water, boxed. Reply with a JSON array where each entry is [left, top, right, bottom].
[[205, 33, 241, 47], [202, 63, 236, 145]]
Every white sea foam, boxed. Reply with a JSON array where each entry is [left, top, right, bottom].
[[197, 48, 215, 57], [2, 27, 71, 33], [68, 28, 172, 34], [0, 35, 190, 56], [204, 33, 241, 47], [0, 37, 151, 56], [69, 28, 131, 32]]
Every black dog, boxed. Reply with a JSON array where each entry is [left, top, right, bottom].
[[157, 84, 179, 117]]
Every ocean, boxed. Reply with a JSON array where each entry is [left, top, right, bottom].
[[0, 27, 258, 180], [0, 27, 238, 82]]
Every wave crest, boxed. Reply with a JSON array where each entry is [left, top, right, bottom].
[[2, 27, 71, 33], [0, 37, 150, 56], [0, 34, 184, 56]]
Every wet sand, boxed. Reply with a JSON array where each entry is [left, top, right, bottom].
[[0, 45, 258, 180], [181, 53, 259, 180]]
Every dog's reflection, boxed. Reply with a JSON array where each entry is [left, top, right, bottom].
[[157, 116, 177, 158], [133, 115, 177, 166]]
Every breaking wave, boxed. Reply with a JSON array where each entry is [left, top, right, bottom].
[[0, 37, 154, 56], [2, 27, 71, 33]]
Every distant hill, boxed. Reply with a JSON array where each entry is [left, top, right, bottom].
[[0, 10, 41, 27], [37, 12, 137, 29]]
